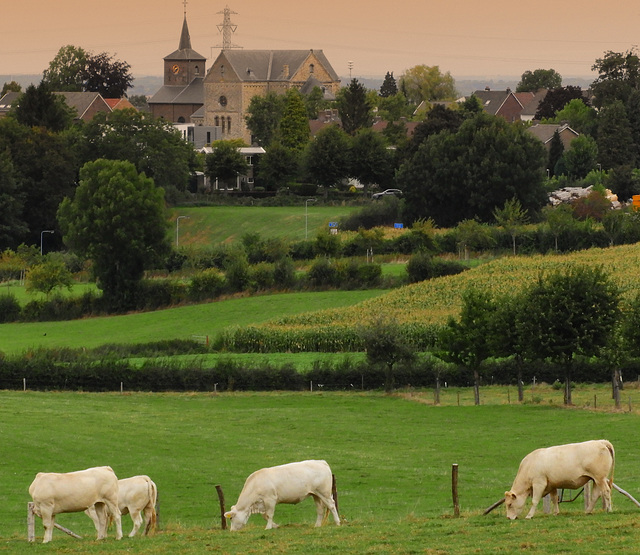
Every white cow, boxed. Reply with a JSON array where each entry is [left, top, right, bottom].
[[224, 460, 341, 531], [86, 475, 157, 537], [28, 466, 122, 543], [504, 439, 615, 520]]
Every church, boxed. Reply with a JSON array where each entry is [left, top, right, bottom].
[[149, 7, 341, 145]]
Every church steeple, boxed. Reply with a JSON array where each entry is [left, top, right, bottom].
[[162, 2, 206, 87], [179, 15, 192, 51]]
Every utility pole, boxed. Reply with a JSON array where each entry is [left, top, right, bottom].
[[216, 6, 241, 51]]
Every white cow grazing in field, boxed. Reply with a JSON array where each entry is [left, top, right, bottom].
[[28, 466, 122, 543], [505, 439, 615, 520], [86, 475, 157, 537], [224, 460, 341, 531]]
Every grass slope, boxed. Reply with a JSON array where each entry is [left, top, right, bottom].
[[1, 390, 639, 553], [0, 290, 384, 355], [169, 205, 359, 246]]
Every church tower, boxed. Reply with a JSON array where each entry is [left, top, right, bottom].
[[163, 11, 206, 86]]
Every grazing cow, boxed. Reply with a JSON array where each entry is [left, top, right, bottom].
[[224, 460, 341, 531], [28, 466, 122, 543], [86, 475, 157, 537], [504, 439, 615, 520]]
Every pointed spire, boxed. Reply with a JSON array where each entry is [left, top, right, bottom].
[[179, 14, 192, 51]]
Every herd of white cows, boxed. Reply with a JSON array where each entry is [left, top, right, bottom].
[[28, 441, 615, 543]]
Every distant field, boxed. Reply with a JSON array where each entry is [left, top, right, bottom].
[[0, 290, 385, 355], [168, 205, 360, 245]]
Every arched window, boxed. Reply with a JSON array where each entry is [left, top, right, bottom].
[[221, 118, 226, 132], [227, 117, 231, 131], [177, 116, 185, 123], [194, 65, 200, 75], [215, 116, 219, 127], [309, 63, 315, 73]]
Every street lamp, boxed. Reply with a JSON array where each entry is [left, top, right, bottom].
[[305, 198, 316, 239], [40, 230, 54, 256], [176, 216, 190, 247]]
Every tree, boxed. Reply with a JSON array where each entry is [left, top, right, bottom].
[[535, 86, 587, 120], [591, 48, 640, 108], [493, 197, 529, 255], [596, 100, 636, 170], [303, 86, 326, 120], [552, 98, 597, 136], [377, 92, 411, 122], [205, 141, 250, 189], [25, 258, 73, 298], [407, 104, 463, 156], [57, 159, 170, 312], [245, 92, 286, 146], [84, 51, 133, 98], [80, 109, 197, 195], [543, 204, 575, 252], [0, 149, 27, 250], [516, 69, 562, 92], [336, 79, 374, 136], [42, 45, 89, 92], [349, 129, 394, 190], [128, 95, 149, 111], [518, 265, 621, 405], [278, 89, 310, 151], [1, 81, 21, 96], [379, 71, 398, 97], [454, 219, 494, 260], [548, 130, 564, 178], [360, 315, 415, 393], [561, 135, 598, 179], [303, 125, 351, 187], [437, 289, 497, 405], [398, 65, 458, 104], [10, 82, 74, 132], [607, 164, 640, 202], [399, 112, 547, 228], [257, 141, 300, 190]]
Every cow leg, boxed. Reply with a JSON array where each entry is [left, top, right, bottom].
[[143, 504, 157, 535], [93, 503, 108, 539], [103, 499, 122, 540], [129, 509, 143, 537], [526, 483, 545, 519], [263, 500, 278, 529], [549, 489, 560, 515], [41, 509, 55, 543], [313, 493, 341, 526], [312, 495, 325, 526], [589, 478, 612, 513]]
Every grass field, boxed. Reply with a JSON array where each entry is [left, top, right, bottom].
[[1, 389, 639, 553], [0, 290, 384, 355], [169, 205, 360, 246]]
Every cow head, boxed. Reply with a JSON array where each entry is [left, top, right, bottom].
[[504, 490, 525, 520], [224, 506, 250, 531]]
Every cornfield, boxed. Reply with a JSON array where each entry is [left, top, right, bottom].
[[222, 244, 640, 352]]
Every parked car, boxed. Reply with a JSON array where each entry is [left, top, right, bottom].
[[372, 188, 403, 200]]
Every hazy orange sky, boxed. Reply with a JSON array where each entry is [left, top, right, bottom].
[[2, 0, 640, 87]]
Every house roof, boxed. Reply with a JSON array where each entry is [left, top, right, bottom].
[[0, 91, 20, 115], [148, 77, 204, 105], [56, 92, 110, 119], [527, 123, 579, 144], [104, 98, 136, 110], [518, 89, 548, 118], [471, 89, 522, 116], [164, 16, 206, 61], [215, 49, 340, 82]]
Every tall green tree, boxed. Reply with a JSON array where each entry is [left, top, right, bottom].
[[591, 48, 640, 108], [84, 51, 133, 98], [519, 265, 621, 405], [256, 141, 300, 190], [336, 79, 373, 136], [543, 204, 575, 252], [25, 258, 73, 298], [42, 45, 89, 92], [398, 65, 458, 104], [1, 81, 21, 96], [303, 124, 351, 187], [493, 197, 529, 255], [535, 86, 587, 120], [205, 141, 250, 189], [561, 135, 598, 179], [57, 159, 170, 311], [10, 82, 74, 132], [245, 92, 286, 146], [0, 149, 27, 250], [552, 98, 597, 136], [349, 128, 394, 190], [379, 71, 398, 97], [399, 112, 547, 227], [516, 68, 562, 92], [548, 130, 564, 177], [596, 100, 636, 170], [279, 89, 310, 151], [80, 109, 196, 195]]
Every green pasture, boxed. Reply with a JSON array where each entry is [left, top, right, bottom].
[[1, 390, 639, 553], [169, 205, 359, 246], [0, 290, 384, 355]]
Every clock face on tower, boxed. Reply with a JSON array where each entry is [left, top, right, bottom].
[[172, 64, 180, 74]]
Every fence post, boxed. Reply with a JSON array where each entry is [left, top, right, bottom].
[[452, 464, 460, 516], [27, 502, 35, 542], [331, 474, 339, 515], [215, 485, 227, 530], [584, 481, 592, 511], [543, 494, 551, 514]]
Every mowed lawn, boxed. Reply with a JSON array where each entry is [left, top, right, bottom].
[[0, 290, 385, 355], [169, 205, 361, 245], [1, 391, 639, 553]]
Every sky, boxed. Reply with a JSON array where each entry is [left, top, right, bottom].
[[2, 0, 640, 84]]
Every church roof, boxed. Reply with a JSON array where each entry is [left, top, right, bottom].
[[164, 16, 206, 61], [148, 78, 204, 105], [216, 49, 339, 82]]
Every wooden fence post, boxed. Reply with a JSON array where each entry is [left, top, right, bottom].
[[27, 502, 35, 542], [584, 481, 592, 511], [543, 494, 551, 514], [452, 464, 460, 516], [215, 485, 227, 530]]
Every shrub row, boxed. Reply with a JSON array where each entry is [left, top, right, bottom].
[[0, 351, 635, 392]]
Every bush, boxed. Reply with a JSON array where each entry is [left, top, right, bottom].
[[340, 196, 403, 230], [273, 257, 297, 289], [307, 257, 338, 288], [0, 293, 21, 323], [189, 268, 226, 301], [136, 280, 187, 310], [250, 262, 276, 291]]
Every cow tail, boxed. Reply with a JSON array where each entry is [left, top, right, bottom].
[[145, 478, 158, 535], [606, 440, 615, 489]]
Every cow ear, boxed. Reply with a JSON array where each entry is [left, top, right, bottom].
[[504, 491, 514, 500], [224, 511, 234, 519]]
